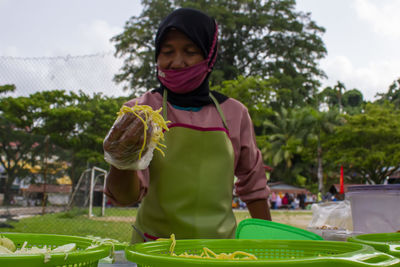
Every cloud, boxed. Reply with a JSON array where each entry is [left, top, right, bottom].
[[320, 55, 400, 101], [79, 20, 122, 50], [50, 19, 123, 56], [0, 46, 19, 57], [0, 0, 8, 7], [353, 0, 400, 39]]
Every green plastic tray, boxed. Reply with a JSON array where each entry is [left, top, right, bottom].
[[235, 218, 323, 240], [0, 233, 111, 267], [348, 233, 400, 258], [125, 239, 400, 266]]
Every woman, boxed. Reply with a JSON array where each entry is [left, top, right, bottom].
[[103, 8, 271, 243]]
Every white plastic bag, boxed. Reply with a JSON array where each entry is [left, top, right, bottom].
[[308, 200, 353, 231]]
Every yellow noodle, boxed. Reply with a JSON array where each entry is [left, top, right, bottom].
[[117, 102, 170, 159], [157, 233, 258, 260], [169, 234, 176, 256]]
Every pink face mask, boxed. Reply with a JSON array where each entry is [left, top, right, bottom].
[[157, 23, 218, 94], [157, 59, 210, 94]]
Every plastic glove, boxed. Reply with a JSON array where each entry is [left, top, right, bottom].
[[103, 111, 153, 170]]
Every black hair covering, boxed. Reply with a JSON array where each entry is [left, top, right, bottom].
[[152, 8, 228, 107]]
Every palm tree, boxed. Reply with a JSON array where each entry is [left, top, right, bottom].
[[307, 107, 342, 194], [261, 107, 311, 183], [334, 81, 346, 113]]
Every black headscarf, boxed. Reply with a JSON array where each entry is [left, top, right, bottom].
[[152, 8, 228, 107]]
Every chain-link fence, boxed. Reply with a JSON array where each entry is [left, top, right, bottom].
[[0, 52, 138, 243], [0, 51, 129, 98]]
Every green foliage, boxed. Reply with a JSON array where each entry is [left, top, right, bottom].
[[29, 90, 127, 182], [0, 84, 16, 94], [375, 77, 400, 109], [211, 76, 276, 127], [260, 107, 312, 184], [0, 93, 48, 204], [112, 0, 327, 106], [0, 89, 129, 205], [301, 107, 343, 192], [342, 89, 364, 115], [324, 103, 400, 184], [296, 174, 307, 187], [318, 82, 364, 115], [111, 0, 174, 96]]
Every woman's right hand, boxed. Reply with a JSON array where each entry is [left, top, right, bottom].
[[103, 111, 152, 169]]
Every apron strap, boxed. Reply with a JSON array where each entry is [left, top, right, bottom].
[[162, 89, 168, 120], [209, 92, 229, 130], [162, 90, 229, 131]]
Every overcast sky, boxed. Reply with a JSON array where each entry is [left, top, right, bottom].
[[1, 0, 399, 101]]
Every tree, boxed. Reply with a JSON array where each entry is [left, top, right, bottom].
[[211, 76, 276, 128], [319, 86, 337, 108], [319, 83, 364, 114], [260, 107, 312, 184], [324, 103, 400, 184], [112, 0, 174, 96], [0, 93, 46, 204], [0, 89, 128, 205], [0, 84, 15, 94], [375, 78, 400, 109], [333, 81, 346, 113], [31, 90, 128, 184], [112, 0, 327, 106], [304, 107, 342, 193], [342, 89, 364, 114]]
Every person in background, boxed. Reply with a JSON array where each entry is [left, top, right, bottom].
[[282, 192, 289, 207], [291, 196, 299, 210], [270, 191, 277, 210], [103, 8, 271, 243], [276, 193, 282, 209], [298, 192, 306, 209]]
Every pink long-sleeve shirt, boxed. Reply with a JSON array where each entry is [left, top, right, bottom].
[[108, 90, 270, 204]]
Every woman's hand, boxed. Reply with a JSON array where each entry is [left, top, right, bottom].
[[103, 111, 152, 169]]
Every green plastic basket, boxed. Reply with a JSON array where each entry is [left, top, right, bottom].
[[348, 233, 400, 258], [235, 218, 323, 240], [125, 239, 400, 266], [0, 233, 111, 267]]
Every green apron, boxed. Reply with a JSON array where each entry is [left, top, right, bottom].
[[132, 92, 236, 243]]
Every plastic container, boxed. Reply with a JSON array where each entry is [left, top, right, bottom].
[[307, 228, 365, 241], [0, 233, 111, 267], [125, 239, 400, 266], [346, 185, 400, 233], [348, 233, 400, 258], [235, 218, 323, 240]]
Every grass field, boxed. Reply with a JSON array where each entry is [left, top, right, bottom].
[[3, 207, 312, 243]]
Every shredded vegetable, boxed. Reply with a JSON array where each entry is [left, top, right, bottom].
[[0, 236, 16, 252], [85, 235, 129, 263], [0, 239, 77, 263], [157, 234, 258, 260], [117, 102, 170, 159]]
